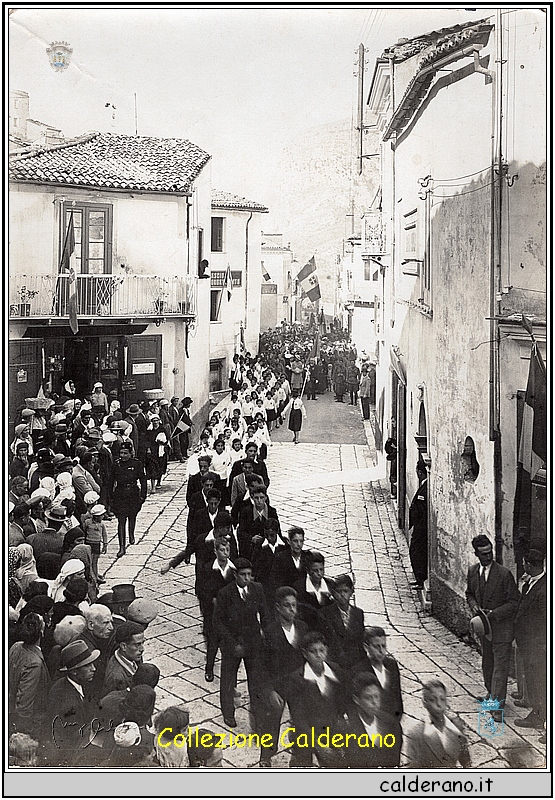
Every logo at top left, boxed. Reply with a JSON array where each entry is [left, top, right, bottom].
[[47, 42, 73, 72]]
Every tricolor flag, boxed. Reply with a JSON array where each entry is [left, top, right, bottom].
[[225, 263, 233, 301], [296, 256, 321, 303], [310, 330, 320, 360], [61, 211, 79, 334], [518, 341, 547, 479], [261, 261, 272, 282]]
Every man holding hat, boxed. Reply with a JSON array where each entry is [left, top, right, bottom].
[[47, 639, 100, 765], [466, 535, 519, 720], [513, 549, 547, 730]]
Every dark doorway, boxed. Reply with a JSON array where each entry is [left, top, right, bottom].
[[64, 337, 99, 398]]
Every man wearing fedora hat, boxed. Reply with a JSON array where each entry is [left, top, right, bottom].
[[100, 584, 137, 656], [47, 639, 100, 764], [513, 549, 547, 730], [466, 535, 519, 720]]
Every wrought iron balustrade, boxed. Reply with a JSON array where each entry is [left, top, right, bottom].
[[9, 273, 197, 320]]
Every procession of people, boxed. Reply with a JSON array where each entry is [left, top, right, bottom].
[[8, 323, 546, 767]]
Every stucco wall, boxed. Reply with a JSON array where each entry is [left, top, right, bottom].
[[209, 208, 265, 363]]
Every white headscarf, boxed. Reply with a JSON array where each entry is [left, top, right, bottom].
[[40, 476, 56, 501], [53, 472, 76, 506], [48, 558, 86, 603], [15, 543, 39, 593]]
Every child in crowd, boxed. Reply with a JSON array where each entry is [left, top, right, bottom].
[[82, 504, 107, 585]]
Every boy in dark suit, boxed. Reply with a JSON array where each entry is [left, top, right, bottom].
[[277, 631, 346, 768], [318, 574, 365, 669], [213, 558, 270, 728], [198, 537, 237, 683], [255, 586, 308, 767], [237, 484, 280, 559], [351, 626, 403, 722], [251, 518, 289, 600], [344, 672, 402, 768], [293, 551, 334, 628], [465, 534, 519, 718], [269, 526, 310, 599]]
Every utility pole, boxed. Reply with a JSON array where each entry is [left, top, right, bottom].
[[356, 43, 365, 174]]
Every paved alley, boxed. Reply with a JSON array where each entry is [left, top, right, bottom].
[[97, 401, 545, 770]]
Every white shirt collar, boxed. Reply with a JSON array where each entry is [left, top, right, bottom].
[[358, 713, 379, 737], [305, 575, 331, 603], [282, 623, 296, 644], [213, 559, 235, 577], [67, 676, 85, 699], [527, 571, 545, 591], [423, 714, 460, 747], [303, 661, 338, 694]]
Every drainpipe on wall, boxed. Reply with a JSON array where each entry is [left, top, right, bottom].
[[490, 10, 504, 563], [244, 211, 253, 336]]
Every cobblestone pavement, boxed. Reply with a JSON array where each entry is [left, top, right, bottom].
[[98, 404, 545, 770]]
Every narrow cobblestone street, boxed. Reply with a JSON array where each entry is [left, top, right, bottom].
[[97, 395, 545, 770]]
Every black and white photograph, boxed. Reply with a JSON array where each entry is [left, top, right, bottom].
[[7, 4, 547, 793]]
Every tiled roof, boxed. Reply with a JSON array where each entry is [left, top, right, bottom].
[[381, 18, 490, 62], [383, 20, 493, 139], [211, 190, 268, 212], [9, 132, 211, 193]]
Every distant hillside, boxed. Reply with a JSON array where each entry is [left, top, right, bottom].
[[265, 118, 380, 305]]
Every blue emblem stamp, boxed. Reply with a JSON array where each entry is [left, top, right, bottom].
[[477, 696, 504, 737], [47, 42, 73, 72]]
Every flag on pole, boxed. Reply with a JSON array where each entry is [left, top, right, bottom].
[[240, 324, 246, 354], [225, 263, 233, 301], [518, 342, 547, 479], [60, 211, 79, 334], [261, 261, 272, 282], [296, 256, 321, 303], [310, 331, 320, 360]]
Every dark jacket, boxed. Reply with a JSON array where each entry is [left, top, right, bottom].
[[350, 654, 404, 722], [269, 549, 310, 596], [278, 661, 347, 741], [237, 503, 280, 559], [465, 561, 519, 643], [344, 706, 403, 768], [213, 580, 270, 656], [47, 677, 96, 765], [317, 603, 365, 669], [8, 641, 51, 735], [262, 618, 308, 682], [514, 574, 547, 651]]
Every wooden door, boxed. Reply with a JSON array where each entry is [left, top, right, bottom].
[[9, 339, 42, 428], [125, 335, 162, 406]]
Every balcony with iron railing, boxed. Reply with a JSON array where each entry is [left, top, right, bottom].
[[9, 274, 197, 321]]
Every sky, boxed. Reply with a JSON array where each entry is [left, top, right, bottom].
[[8, 6, 494, 213]]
